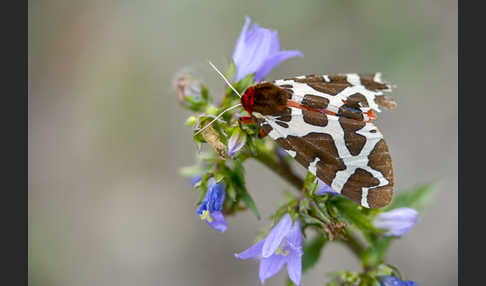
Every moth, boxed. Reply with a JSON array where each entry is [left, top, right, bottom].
[[203, 63, 396, 208]]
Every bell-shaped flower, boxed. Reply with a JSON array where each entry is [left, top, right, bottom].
[[374, 208, 419, 237], [316, 179, 338, 196], [227, 129, 247, 156], [380, 275, 419, 286], [232, 17, 303, 82], [235, 213, 303, 285], [196, 177, 227, 233], [190, 176, 202, 188]]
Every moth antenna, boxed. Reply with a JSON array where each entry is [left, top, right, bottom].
[[208, 60, 242, 98], [193, 103, 242, 137]]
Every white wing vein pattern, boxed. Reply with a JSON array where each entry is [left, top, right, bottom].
[[260, 106, 389, 208]]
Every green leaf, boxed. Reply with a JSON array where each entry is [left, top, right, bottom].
[[301, 215, 324, 227], [226, 185, 237, 201], [374, 264, 394, 277], [302, 234, 327, 273], [231, 160, 260, 219], [231, 160, 246, 188], [303, 171, 317, 194], [286, 277, 297, 286], [179, 164, 201, 178], [240, 188, 260, 219], [330, 196, 377, 243], [185, 116, 197, 127], [200, 84, 210, 103], [182, 89, 209, 112], [327, 271, 360, 286], [234, 73, 255, 94], [225, 61, 236, 80], [363, 237, 392, 268], [299, 198, 310, 215], [273, 196, 297, 224], [358, 274, 381, 286], [384, 182, 437, 212], [213, 173, 225, 183], [240, 188, 261, 219]]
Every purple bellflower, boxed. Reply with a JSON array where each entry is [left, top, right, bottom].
[[196, 177, 227, 233], [232, 17, 303, 82], [380, 275, 419, 286], [227, 129, 246, 156], [316, 179, 338, 196], [235, 213, 303, 285], [190, 176, 202, 188], [277, 147, 288, 159], [374, 207, 419, 237]]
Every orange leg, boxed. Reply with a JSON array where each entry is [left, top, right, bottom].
[[366, 110, 377, 122], [239, 116, 254, 125], [259, 128, 268, 138]]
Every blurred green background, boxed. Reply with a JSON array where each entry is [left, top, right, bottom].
[[28, 1, 457, 285]]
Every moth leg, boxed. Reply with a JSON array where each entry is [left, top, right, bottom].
[[258, 128, 269, 138], [366, 110, 377, 122], [239, 116, 254, 125]]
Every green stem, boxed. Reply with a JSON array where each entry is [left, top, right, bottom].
[[341, 230, 366, 260], [309, 198, 332, 225], [251, 146, 304, 190]]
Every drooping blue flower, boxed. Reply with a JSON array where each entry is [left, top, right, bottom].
[[232, 17, 303, 82], [196, 177, 227, 233], [227, 129, 247, 156], [316, 179, 338, 196], [380, 275, 419, 286], [190, 176, 202, 188], [374, 208, 419, 237], [235, 213, 303, 285]]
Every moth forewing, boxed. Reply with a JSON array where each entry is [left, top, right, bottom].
[[272, 73, 395, 121], [241, 73, 396, 208]]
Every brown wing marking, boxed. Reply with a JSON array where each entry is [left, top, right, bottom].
[[340, 139, 394, 208], [358, 74, 389, 91], [339, 117, 367, 156], [302, 110, 328, 127], [301, 94, 329, 109], [275, 132, 346, 185], [281, 75, 351, 96], [341, 168, 379, 206], [365, 139, 394, 208]]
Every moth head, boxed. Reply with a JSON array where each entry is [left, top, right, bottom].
[[241, 86, 255, 115], [244, 83, 288, 116]]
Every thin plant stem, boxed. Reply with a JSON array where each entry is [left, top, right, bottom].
[[341, 230, 366, 260], [251, 146, 304, 190]]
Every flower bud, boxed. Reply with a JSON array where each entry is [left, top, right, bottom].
[[316, 179, 338, 195], [173, 71, 207, 111], [374, 207, 419, 237], [227, 128, 247, 157]]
